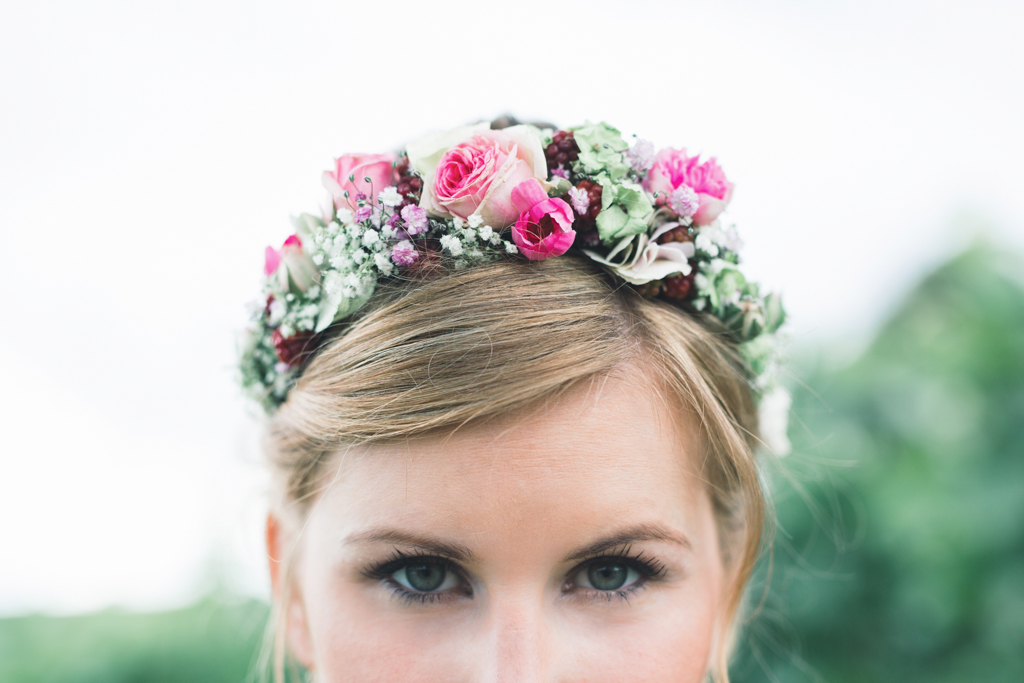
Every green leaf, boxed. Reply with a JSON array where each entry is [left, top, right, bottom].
[[570, 121, 630, 180], [594, 177, 653, 243]]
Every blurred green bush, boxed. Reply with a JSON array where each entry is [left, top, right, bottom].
[[734, 243, 1024, 682], [1, 244, 1021, 682], [0, 598, 268, 683]]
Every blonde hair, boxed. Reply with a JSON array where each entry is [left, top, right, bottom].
[[263, 255, 766, 682]]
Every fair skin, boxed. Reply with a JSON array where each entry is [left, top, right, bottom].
[[267, 372, 730, 682]]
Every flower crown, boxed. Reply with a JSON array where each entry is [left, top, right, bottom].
[[238, 120, 787, 426]]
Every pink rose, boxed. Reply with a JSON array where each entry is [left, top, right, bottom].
[[646, 148, 734, 226], [406, 124, 548, 229], [322, 153, 397, 210], [510, 179, 576, 261]]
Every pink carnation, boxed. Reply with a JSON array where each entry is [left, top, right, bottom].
[[510, 179, 576, 261], [646, 148, 734, 226], [391, 240, 418, 266], [401, 204, 428, 235]]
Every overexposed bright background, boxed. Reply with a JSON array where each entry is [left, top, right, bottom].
[[1, 0, 1022, 615]]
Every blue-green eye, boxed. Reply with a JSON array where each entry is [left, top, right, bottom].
[[391, 561, 461, 593], [574, 561, 642, 591]]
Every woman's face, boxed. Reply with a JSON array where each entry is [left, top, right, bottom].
[[270, 373, 729, 682]]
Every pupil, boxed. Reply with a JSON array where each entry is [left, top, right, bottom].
[[406, 563, 446, 592], [588, 563, 628, 591]]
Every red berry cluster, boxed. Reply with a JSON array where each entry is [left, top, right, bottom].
[[393, 155, 424, 213], [634, 267, 697, 301], [656, 224, 693, 244], [661, 270, 697, 300], [271, 328, 322, 367], [571, 179, 603, 235], [544, 130, 579, 174]]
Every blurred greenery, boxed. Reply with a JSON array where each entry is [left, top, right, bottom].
[[1, 244, 1021, 682], [0, 598, 269, 683], [734, 243, 1024, 682]]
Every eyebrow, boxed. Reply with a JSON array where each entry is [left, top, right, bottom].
[[345, 529, 478, 563], [563, 523, 692, 562]]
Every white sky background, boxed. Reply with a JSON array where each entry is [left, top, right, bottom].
[[1, 0, 1022, 615]]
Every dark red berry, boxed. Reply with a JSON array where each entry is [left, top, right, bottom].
[[544, 131, 580, 171], [661, 268, 697, 300], [395, 156, 410, 177], [657, 225, 693, 244], [572, 179, 604, 235]]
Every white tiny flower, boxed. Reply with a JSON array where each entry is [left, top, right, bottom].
[[724, 227, 744, 253], [468, 249, 484, 260], [490, 232, 502, 245], [478, 225, 494, 241], [305, 286, 320, 300], [374, 252, 394, 275], [454, 258, 467, 270], [336, 208, 354, 225], [353, 248, 367, 263], [468, 213, 483, 228], [694, 273, 710, 291], [692, 297, 707, 311], [268, 299, 286, 325], [343, 273, 362, 288], [329, 255, 350, 270], [440, 234, 464, 256], [505, 242, 519, 254], [362, 229, 380, 247], [695, 233, 719, 257], [381, 225, 395, 240], [452, 215, 465, 229], [710, 258, 732, 274], [312, 253, 324, 265], [378, 186, 402, 207], [462, 228, 477, 242]]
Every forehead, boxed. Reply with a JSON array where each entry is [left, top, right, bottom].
[[308, 372, 710, 549]]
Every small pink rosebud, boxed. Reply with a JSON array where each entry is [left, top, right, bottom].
[[276, 235, 319, 293], [510, 179, 576, 261]]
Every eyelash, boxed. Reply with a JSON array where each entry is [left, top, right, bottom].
[[361, 549, 467, 605], [360, 545, 667, 606]]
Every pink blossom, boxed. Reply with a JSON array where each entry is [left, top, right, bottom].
[[646, 148, 734, 226], [391, 240, 418, 266], [627, 139, 655, 172], [551, 167, 570, 180], [401, 204, 429, 235], [567, 185, 590, 216], [406, 125, 548, 229], [264, 246, 281, 276], [354, 205, 372, 223], [510, 179, 576, 261], [322, 153, 397, 210], [669, 185, 700, 218]]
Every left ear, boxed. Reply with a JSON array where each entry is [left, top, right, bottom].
[[266, 513, 316, 671]]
